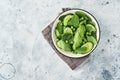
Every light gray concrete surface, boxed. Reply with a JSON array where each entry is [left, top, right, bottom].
[[0, 0, 120, 80]]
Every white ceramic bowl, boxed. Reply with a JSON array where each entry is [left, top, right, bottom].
[[52, 9, 100, 58]]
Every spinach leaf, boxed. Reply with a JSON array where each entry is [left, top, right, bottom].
[[75, 47, 87, 54], [72, 32, 82, 50], [59, 13, 73, 22], [67, 14, 79, 27], [86, 24, 96, 32], [63, 15, 73, 26], [56, 21, 63, 34], [75, 11, 91, 21], [75, 42, 93, 54], [77, 24, 86, 38], [72, 24, 86, 50], [61, 33, 73, 41], [87, 36, 97, 45], [57, 40, 71, 51], [87, 21, 96, 27], [64, 27, 73, 34]]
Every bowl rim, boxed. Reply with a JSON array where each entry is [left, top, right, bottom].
[[51, 9, 100, 58]]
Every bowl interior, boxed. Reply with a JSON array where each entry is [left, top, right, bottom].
[[52, 9, 100, 58]]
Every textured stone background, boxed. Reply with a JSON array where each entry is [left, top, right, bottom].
[[0, 0, 120, 80]]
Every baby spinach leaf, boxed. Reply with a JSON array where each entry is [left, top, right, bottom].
[[76, 42, 93, 54], [64, 27, 73, 34], [75, 11, 91, 21], [61, 33, 73, 41], [63, 15, 73, 26], [56, 21, 63, 34], [72, 32, 82, 50], [87, 21, 96, 27], [86, 24, 96, 32], [59, 15, 66, 22], [77, 24, 86, 38], [75, 47, 87, 54], [79, 20, 86, 25], [59, 13, 73, 22], [57, 40, 71, 51], [55, 30, 60, 37], [67, 14, 79, 27], [87, 36, 97, 45], [72, 24, 86, 50]]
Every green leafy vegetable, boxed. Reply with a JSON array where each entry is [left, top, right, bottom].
[[64, 27, 73, 34], [61, 33, 73, 41], [63, 15, 73, 26], [55, 30, 60, 37], [57, 40, 71, 51], [56, 21, 63, 34], [75, 11, 91, 21], [67, 14, 79, 27], [86, 24, 96, 32], [73, 32, 82, 50], [75, 42, 93, 54], [87, 36, 97, 45]]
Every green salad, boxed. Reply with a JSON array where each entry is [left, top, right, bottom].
[[55, 11, 98, 54]]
